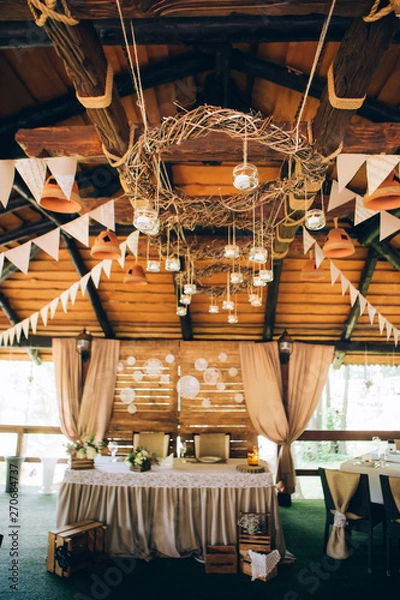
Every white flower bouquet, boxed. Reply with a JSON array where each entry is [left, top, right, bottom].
[[66, 434, 103, 460], [125, 447, 158, 471]]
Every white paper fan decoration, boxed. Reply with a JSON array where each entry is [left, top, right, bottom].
[[217, 382, 226, 391], [133, 370, 144, 382], [218, 352, 228, 362], [202, 398, 211, 408], [203, 367, 221, 385], [127, 356, 136, 366], [234, 393, 244, 403], [195, 357, 208, 371], [120, 388, 136, 404], [165, 353, 175, 364], [145, 358, 163, 378], [177, 375, 201, 399], [160, 374, 170, 384], [228, 367, 238, 377], [117, 362, 124, 372], [127, 402, 138, 414]]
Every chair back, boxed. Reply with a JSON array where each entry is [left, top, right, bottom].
[[319, 468, 371, 518], [380, 475, 400, 521], [133, 432, 170, 458], [194, 433, 230, 459]]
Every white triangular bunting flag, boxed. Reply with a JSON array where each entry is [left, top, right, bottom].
[[69, 281, 80, 305], [349, 284, 359, 307], [126, 230, 139, 257], [380, 211, 400, 241], [61, 214, 89, 247], [330, 260, 340, 285], [91, 263, 103, 288], [302, 227, 316, 254], [45, 157, 77, 199], [358, 294, 367, 316], [60, 290, 70, 312], [394, 328, 399, 347], [40, 305, 49, 326], [336, 154, 366, 191], [366, 155, 400, 195], [15, 323, 22, 343], [34, 228, 60, 261], [9, 327, 15, 346], [367, 302, 376, 325], [90, 199, 115, 230], [378, 313, 386, 334], [30, 312, 39, 334], [328, 180, 357, 211], [354, 196, 379, 226], [5, 242, 31, 274], [21, 318, 30, 339], [15, 158, 47, 203], [49, 297, 59, 319], [0, 253, 4, 278], [0, 160, 15, 208], [102, 259, 112, 278], [340, 273, 350, 295], [386, 321, 393, 341], [118, 241, 127, 268], [80, 272, 91, 295], [314, 244, 325, 268]]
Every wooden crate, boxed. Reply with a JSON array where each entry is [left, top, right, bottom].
[[205, 545, 237, 574], [238, 512, 277, 581], [47, 520, 107, 577]]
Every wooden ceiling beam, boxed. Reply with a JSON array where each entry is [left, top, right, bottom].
[[15, 121, 400, 162], [262, 259, 283, 342], [313, 13, 400, 157], [0, 1, 377, 21], [0, 290, 42, 364]]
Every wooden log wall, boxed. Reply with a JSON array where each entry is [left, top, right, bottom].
[[106, 339, 257, 456]]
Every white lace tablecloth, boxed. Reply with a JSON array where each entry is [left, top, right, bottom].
[[340, 456, 400, 503], [63, 458, 274, 488], [56, 458, 285, 560]]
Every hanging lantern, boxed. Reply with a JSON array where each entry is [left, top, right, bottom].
[[252, 274, 267, 287], [259, 269, 274, 283], [322, 219, 355, 258], [176, 305, 187, 316], [300, 258, 326, 282], [228, 313, 238, 324], [133, 206, 159, 234], [222, 299, 234, 311], [91, 230, 121, 260], [184, 283, 197, 295], [232, 163, 259, 191], [209, 303, 219, 314], [230, 271, 243, 284], [146, 259, 161, 272], [363, 172, 400, 210], [249, 246, 268, 264], [40, 177, 82, 214], [304, 208, 326, 231], [165, 257, 180, 272], [123, 264, 148, 285], [180, 294, 192, 305], [224, 244, 240, 259]]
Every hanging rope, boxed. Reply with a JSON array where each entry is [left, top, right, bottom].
[[294, 0, 338, 147], [102, 123, 136, 170], [26, 0, 79, 27], [76, 62, 114, 109], [363, 0, 399, 22], [327, 63, 366, 110]]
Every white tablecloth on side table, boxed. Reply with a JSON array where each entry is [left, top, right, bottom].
[[56, 458, 286, 560], [340, 457, 400, 503]]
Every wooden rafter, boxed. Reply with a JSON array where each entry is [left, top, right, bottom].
[[262, 259, 283, 342]]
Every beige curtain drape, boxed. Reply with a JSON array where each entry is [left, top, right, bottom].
[[239, 341, 334, 494], [53, 337, 120, 442]]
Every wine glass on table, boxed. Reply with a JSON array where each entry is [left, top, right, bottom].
[[108, 441, 118, 462]]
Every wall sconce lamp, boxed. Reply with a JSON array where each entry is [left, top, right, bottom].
[[76, 328, 92, 362], [278, 329, 293, 364]]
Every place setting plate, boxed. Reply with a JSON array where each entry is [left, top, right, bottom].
[[197, 456, 222, 464]]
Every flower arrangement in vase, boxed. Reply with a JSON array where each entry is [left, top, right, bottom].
[[66, 434, 103, 469], [125, 447, 158, 472]]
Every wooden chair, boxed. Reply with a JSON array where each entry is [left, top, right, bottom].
[[132, 432, 170, 458], [319, 468, 384, 573], [193, 433, 230, 460], [380, 475, 400, 576]]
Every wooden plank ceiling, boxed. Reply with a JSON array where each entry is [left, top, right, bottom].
[[0, 1, 400, 365]]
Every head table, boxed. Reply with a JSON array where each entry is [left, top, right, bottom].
[[340, 456, 400, 503], [56, 458, 286, 561]]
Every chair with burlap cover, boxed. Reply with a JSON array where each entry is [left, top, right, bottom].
[[319, 468, 384, 573], [132, 432, 170, 458], [380, 475, 400, 576]]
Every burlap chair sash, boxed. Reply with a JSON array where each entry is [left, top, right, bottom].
[[325, 470, 363, 559], [389, 477, 400, 523]]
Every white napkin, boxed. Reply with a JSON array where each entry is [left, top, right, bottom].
[[159, 453, 174, 469]]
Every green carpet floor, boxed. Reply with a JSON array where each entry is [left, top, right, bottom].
[[0, 487, 398, 600]]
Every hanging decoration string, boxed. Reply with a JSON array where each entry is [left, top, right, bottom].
[[294, 0, 338, 147], [76, 61, 114, 109], [115, 0, 148, 135], [26, 0, 79, 27]]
